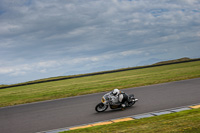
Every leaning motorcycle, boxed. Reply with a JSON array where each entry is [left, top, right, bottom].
[[95, 92, 138, 112]]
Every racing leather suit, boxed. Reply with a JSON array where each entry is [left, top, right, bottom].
[[110, 91, 128, 107]]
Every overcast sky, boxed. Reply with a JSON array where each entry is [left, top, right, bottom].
[[0, 0, 200, 84]]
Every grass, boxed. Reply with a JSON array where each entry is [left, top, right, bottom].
[[0, 57, 198, 89], [0, 61, 200, 107], [64, 108, 200, 133]]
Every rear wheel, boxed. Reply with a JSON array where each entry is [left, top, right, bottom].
[[128, 94, 136, 107], [95, 103, 108, 112], [128, 101, 135, 107]]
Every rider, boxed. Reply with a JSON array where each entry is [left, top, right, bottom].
[[111, 88, 129, 109]]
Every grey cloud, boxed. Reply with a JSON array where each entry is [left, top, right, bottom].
[[0, 0, 200, 84]]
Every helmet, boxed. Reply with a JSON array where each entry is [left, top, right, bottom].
[[112, 89, 120, 96]]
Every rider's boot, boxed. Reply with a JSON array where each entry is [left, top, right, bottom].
[[121, 104, 126, 111]]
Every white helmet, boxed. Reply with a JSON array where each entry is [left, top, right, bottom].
[[112, 89, 120, 96]]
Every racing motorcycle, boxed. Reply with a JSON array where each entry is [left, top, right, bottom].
[[95, 92, 138, 112]]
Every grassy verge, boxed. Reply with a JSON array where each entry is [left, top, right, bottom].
[[0, 57, 197, 89], [64, 108, 200, 133], [0, 61, 200, 107]]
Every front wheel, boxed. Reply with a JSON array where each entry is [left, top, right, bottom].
[[95, 103, 108, 112]]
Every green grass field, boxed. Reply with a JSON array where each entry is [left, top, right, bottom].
[[64, 108, 200, 133], [0, 61, 200, 107]]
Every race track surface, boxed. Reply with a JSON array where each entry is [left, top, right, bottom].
[[0, 78, 200, 133]]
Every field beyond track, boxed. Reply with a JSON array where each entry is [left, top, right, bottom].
[[0, 60, 200, 107]]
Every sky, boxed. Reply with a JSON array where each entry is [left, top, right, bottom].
[[0, 0, 200, 84]]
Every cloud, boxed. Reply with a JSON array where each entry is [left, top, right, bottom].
[[0, 60, 59, 76], [120, 50, 143, 56], [0, 0, 200, 84]]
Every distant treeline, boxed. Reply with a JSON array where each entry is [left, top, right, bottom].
[[0, 57, 200, 89]]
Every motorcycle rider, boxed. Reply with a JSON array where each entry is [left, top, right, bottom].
[[111, 88, 129, 109]]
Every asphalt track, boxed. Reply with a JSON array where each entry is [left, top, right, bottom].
[[0, 78, 200, 133]]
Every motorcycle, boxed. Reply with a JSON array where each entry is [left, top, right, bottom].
[[95, 92, 138, 112]]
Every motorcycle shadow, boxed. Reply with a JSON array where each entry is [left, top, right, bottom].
[[94, 106, 135, 114]]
